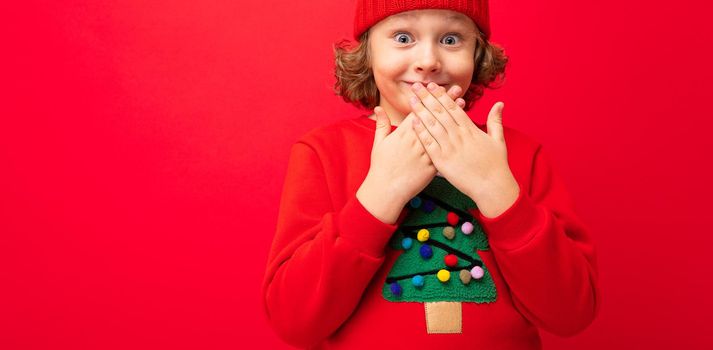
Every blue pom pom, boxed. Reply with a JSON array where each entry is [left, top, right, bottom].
[[423, 200, 436, 213], [412, 275, 425, 289], [419, 244, 433, 259], [409, 197, 422, 208], [390, 282, 402, 296], [401, 237, 413, 250]]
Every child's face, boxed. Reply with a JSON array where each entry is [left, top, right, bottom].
[[368, 9, 478, 119]]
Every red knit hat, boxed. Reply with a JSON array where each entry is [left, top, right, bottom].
[[353, 0, 491, 40]]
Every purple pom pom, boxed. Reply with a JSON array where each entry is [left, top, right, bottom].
[[423, 200, 436, 213], [390, 282, 402, 296], [419, 244, 433, 259]]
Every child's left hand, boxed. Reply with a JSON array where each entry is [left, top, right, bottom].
[[409, 82, 520, 218]]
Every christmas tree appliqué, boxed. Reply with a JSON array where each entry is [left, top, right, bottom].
[[382, 176, 497, 332]]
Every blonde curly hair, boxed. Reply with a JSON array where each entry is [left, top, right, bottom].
[[333, 30, 508, 111]]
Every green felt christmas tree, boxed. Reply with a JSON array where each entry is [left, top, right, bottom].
[[382, 176, 497, 333]]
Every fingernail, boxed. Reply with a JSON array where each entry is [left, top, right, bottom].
[[427, 82, 437, 91], [412, 82, 422, 90]]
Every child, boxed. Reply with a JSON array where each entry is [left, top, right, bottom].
[[262, 1, 599, 348]]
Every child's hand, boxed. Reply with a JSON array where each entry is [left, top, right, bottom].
[[356, 86, 465, 224], [408, 82, 520, 218]]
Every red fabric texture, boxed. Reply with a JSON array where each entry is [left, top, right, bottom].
[[262, 115, 599, 349], [353, 0, 491, 39]]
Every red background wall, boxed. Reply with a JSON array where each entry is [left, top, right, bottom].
[[2, 0, 712, 348]]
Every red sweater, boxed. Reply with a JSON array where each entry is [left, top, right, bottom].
[[262, 115, 599, 349]]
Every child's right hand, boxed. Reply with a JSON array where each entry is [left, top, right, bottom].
[[356, 86, 465, 224]]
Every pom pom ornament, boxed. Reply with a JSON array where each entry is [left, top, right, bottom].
[[471, 266, 485, 280], [437, 269, 451, 282], [390, 282, 403, 296], [412, 275, 425, 289], [461, 222, 474, 235], [401, 237, 413, 250], [422, 200, 436, 213], [417, 229, 430, 242], [442, 226, 455, 240], [446, 212, 459, 226], [410, 196, 422, 208], [444, 254, 458, 267], [459, 269, 472, 284], [419, 244, 433, 259]]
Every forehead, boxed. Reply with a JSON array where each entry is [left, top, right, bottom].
[[383, 9, 474, 26]]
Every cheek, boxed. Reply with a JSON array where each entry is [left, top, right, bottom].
[[375, 61, 401, 80], [371, 70, 391, 92], [452, 54, 475, 73], [373, 51, 407, 78], [373, 67, 403, 92], [452, 56, 475, 85]]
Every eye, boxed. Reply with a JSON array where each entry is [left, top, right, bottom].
[[393, 33, 413, 44], [441, 34, 461, 45]]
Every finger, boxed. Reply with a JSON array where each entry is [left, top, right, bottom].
[[486, 102, 505, 142], [410, 83, 450, 145], [397, 84, 460, 137], [428, 83, 464, 128], [412, 113, 442, 159], [411, 82, 456, 132], [446, 85, 461, 100], [399, 85, 458, 133], [395, 111, 417, 136], [372, 106, 392, 145], [430, 83, 472, 127], [408, 94, 448, 149]]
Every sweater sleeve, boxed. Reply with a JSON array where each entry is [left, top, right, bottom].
[[262, 141, 399, 348], [474, 145, 600, 337]]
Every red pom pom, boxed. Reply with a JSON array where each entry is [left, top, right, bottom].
[[446, 212, 459, 226], [444, 254, 458, 267]]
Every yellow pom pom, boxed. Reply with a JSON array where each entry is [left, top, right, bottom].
[[417, 229, 430, 242], [437, 269, 450, 282]]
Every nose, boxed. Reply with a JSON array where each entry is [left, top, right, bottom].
[[414, 43, 441, 73]]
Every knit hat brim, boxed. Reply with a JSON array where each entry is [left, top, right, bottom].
[[353, 0, 491, 40]]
